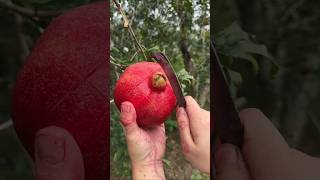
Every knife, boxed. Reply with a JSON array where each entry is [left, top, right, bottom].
[[211, 38, 244, 147], [151, 52, 187, 108]]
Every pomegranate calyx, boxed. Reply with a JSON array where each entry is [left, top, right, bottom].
[[151, 73, 167, 90]]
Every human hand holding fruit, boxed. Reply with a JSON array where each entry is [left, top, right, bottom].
[[120, 102, 166, 180], [114, 61, 176, 179], [113, 60, 211, 178]]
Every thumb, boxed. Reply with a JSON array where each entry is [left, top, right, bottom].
[[215, 144, 251, 180], [239, 108, 290, 179], [120, 102, 141, 141], [35, 126, 84, 180]]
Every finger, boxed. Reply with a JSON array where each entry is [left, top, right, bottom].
[[239, 108, 290, 179], [185, 96, 202, 120], [120, 102, 141, 142], [176, 107, 195, 154], [184, 96, 203, 136], [35, 126, 84, 180], [215, 144, 251, 180]]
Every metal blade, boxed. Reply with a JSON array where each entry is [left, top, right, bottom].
[[151, 52, 186, 108], [211, 39, 244, 147]]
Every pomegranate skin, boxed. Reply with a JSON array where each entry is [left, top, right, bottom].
[[11, 2, 109, 180], [114, 62, 177, 127]]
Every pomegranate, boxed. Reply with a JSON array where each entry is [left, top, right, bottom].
[[11, 2, 109, 180], [114, 62, 177, 127]]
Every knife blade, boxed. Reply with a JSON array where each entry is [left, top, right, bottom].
[[151, 52, 187, 108], [211, 39, 244, 148]]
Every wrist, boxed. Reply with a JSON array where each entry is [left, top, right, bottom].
[[131, 161, 165, 180]]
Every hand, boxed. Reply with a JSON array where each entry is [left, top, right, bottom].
[[34, 126, 84, 180], [120, 102, 166, 180], [215, 108, 320, 180], [176, 96, 210, 174]]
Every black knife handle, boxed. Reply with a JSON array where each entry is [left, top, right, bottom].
[[211, 40, 244, 148]]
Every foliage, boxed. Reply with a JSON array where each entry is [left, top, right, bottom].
[[1, 0, 319, 179], [217, 0, 320, 156], [215, 22, 277, 89], [110, 0, 210, 179]]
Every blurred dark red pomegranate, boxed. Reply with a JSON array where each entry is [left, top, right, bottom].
[[114, 62, 177, 127], [11, 2, 109, 179]]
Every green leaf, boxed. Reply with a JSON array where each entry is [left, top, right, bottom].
[[111, 47, 120, 53], [270, 62, 280, 79], [219, 54, 233, 67], [113, 152, 119, 161], [216, 22, 277, 76], [177, 69, 194, 84], [147, 45, 161, 51], [241, 42, 273, 59], [163, 158, 171, 166], [234, 53, 259, 74], [228, 69, 243, 86]]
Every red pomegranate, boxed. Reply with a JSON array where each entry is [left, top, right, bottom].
[[11, 2, 109, 180], [114, 62, 177, 126]]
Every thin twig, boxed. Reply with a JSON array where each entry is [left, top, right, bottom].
[[110, 56, 126, 68], [112, 0, 147, 61], [110, 56, 122, 78], [111, 61, 125, 68], [129, 50, 139, 62], [141, 44, 148, 50], [0, 0, 62, 17], [114, 66, 120, 79]]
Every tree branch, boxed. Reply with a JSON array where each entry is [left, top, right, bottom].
[[112, 0, 147, 61], [0, 0, 62, 17], [179, 41, 193, 73]]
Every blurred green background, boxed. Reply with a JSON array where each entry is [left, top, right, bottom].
[[214, 0, 320, 157], [110, 0, 210, 179], [0, 0, 319, 179]]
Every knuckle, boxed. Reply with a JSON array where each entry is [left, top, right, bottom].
[[178, 119, 189, 130], [181, 141, 192, 154]]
